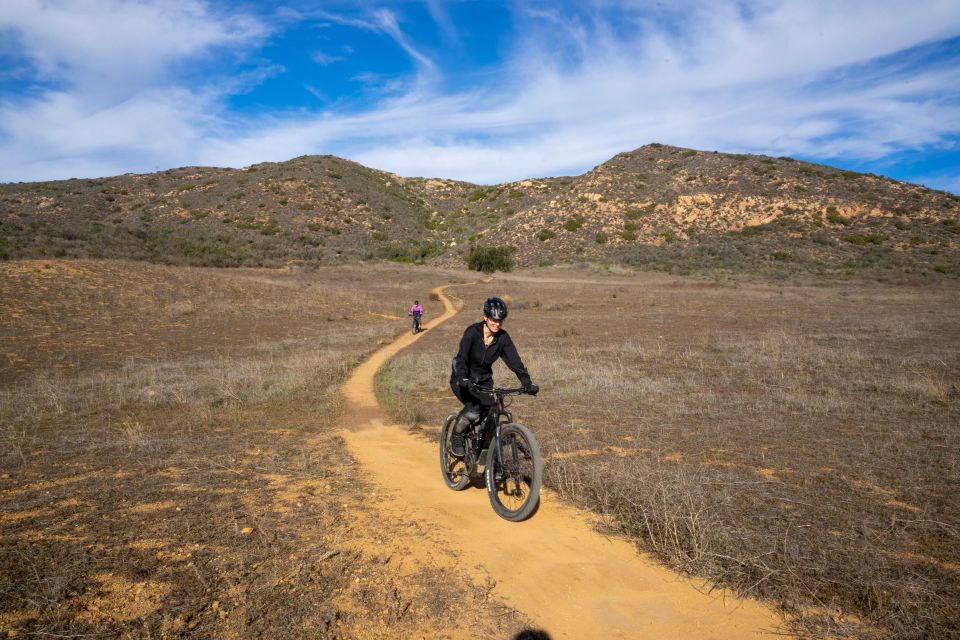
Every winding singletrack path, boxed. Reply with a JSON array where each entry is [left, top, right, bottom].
[[341, 283, 787, 639]]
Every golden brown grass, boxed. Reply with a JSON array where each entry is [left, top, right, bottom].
[[0, 259, 533, 638], [378, 266, 960, 639]]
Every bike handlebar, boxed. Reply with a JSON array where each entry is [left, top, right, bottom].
[[469, 383, 533, 396]]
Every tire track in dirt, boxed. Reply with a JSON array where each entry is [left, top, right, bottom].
[[341, 283, 787, 639]]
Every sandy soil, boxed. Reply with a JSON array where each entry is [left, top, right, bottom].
[[340, 281, 789, 639]]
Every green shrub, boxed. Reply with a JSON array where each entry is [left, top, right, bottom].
[[625, 208, 643, 220], [509, 189, 523, 199], [844, 233, 885, 245], [595, 231, 608, 244], [564, 215, 584, 232], [619, 229, 637, 241], [537, 229, 556, 242], [467, 245, 515, 273], [740, 224, 768, 237], [467, 189, 487, 202], [826, 207, 852, 226]]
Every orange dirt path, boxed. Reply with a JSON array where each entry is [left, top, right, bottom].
[[341, 283, 787, 639]]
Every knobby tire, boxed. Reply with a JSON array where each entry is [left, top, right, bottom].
[[485, 423, 542, 522], [439, 413, 470, 490]]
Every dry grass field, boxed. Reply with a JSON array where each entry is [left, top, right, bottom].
[[0, 260, 535, 638], [377, 267, 960, 639], [4, 258, 958, 639]]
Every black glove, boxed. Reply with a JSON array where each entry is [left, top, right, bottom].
[[458, 378, 471, 390], [525, 383, 539, 396]]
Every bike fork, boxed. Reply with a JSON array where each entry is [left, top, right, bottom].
[[494, 426, 522, 495]]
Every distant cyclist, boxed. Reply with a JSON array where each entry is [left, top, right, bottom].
[[409, 300, 424, 333], [449, 296, 538, 456]]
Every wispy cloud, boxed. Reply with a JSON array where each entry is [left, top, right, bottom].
[[425, 0, 459, 43], [189, 1, 960, 184], [1, 0, 958, 192], [371, 9, 437, 73], [311, 51, 346, 66]]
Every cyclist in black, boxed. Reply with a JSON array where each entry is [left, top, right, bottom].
[[449, 296, 538, 456]]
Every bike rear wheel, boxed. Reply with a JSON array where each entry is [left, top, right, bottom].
[[485, 423, 542, 521], [440, 413, 470, 490]]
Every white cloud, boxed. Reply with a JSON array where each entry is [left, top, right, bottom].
[[0, 0, 266, 180], [311, 51, 346, 66], [0, 0, 266, 95]]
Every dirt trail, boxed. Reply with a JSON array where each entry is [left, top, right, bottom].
[[341, 284, 787, 639]]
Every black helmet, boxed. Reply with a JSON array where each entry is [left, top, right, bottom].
[[483, 296, 508, 321]]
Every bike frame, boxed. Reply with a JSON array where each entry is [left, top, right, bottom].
[[466, 386, 522, 470]]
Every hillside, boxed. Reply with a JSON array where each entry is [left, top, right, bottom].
[[2, 144, 958, 276]]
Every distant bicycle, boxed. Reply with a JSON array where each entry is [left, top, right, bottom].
[[409, 311, 422, 334], [439, 383, 542, 521]]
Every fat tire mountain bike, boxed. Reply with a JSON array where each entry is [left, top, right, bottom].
[[410, 313, 422, 334], [439, 384, 542, 522]]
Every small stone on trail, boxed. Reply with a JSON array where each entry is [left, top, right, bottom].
[[240, 527, 254, 535]]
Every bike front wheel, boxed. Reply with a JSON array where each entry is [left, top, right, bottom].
[[485, 423, 542, 521], [440, 413, 470, 490]]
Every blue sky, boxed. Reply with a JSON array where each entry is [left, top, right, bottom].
[[1, 1, 959, 193]]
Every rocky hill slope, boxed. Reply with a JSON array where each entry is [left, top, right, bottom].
[[2, 144, 958, 276]]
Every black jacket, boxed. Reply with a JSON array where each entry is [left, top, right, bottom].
[[451, 322, 532, 389]]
